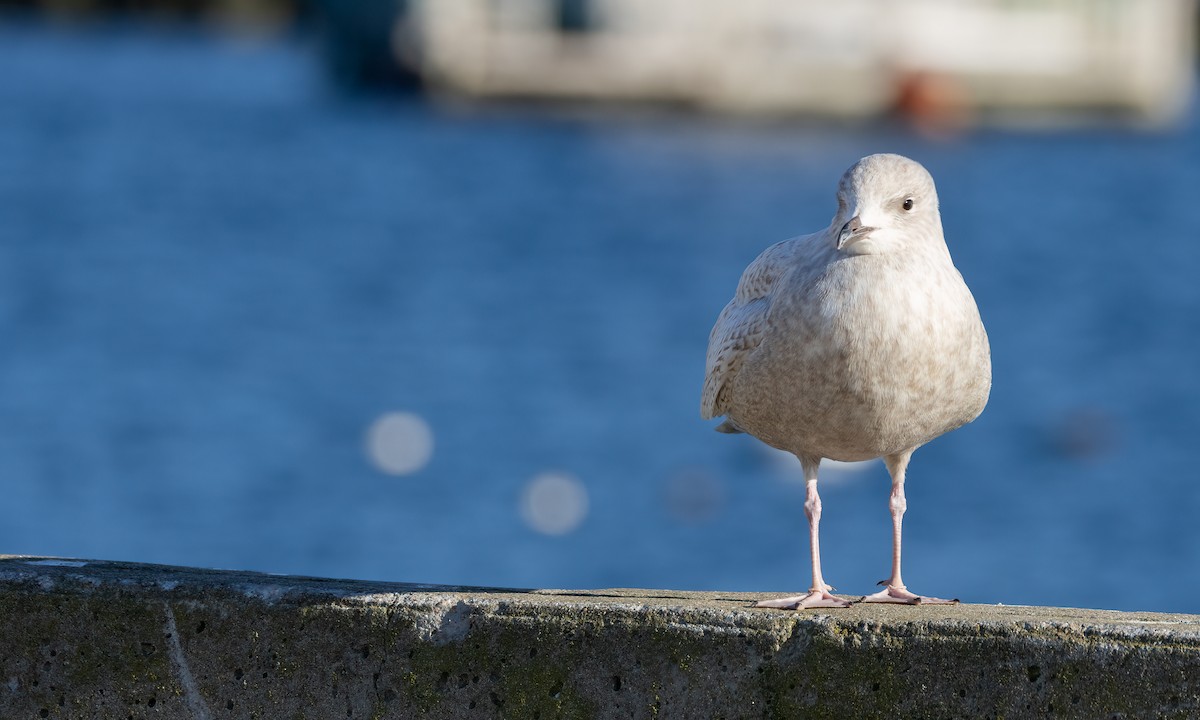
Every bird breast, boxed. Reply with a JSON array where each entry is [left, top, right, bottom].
[[728, 251, 991, 461]]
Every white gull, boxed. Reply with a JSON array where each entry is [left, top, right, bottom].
[[702, 153, 991, 609]]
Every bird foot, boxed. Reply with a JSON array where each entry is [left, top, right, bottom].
[[860, 584, 958, 605], [755, 590, 852, 610]]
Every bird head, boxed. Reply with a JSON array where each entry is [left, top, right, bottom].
[[832, 154, 942, 256]]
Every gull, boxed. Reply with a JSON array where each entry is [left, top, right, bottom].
[[701, 154, 991, 609]]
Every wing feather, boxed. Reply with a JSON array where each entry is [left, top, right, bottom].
[[701, 240, 796, 419]]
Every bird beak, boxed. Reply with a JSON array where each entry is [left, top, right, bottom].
[[837, 215, 874, 250]]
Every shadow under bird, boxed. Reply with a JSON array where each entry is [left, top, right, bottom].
[[701, 153, 991, 609]]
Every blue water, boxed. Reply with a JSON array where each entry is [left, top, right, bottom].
[[1, 21, 1199, 613]]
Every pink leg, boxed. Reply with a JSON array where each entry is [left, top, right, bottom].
[[757, 457, 851, 610], [861, 450, 957, 605]]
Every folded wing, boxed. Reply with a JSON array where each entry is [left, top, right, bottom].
[[701, 240, 796, 420]]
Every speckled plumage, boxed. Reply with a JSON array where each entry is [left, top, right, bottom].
[[702, 154, 990, 460], [702, 154, 991, 609]]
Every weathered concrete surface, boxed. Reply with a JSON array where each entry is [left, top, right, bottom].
[[1, 556, 1198, 719]]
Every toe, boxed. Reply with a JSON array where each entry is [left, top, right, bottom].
[[860, 586, 958, 605], [756, 592, 852, 610], [913, 595, 959, 605], [754, 595, 810, 609], [801, 592, 853, 609], [861, 588, 919, 605]]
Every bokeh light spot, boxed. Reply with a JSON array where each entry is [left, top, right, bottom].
[[366, 412, 434, 476], [520, 472, 589, 536]]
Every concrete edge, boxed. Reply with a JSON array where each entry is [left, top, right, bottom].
[[2, 556, 1198, 719]]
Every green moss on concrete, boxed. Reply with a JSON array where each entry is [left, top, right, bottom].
[[745, 618, 1200, 720], [2, 559, 1200, 719], [0, 588, 180, 715], [393, 619, 596, 719]]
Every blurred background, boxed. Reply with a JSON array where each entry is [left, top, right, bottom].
[[0, 0, 1198, 614]]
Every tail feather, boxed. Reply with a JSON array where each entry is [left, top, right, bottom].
[[714, 419, 744, 434]]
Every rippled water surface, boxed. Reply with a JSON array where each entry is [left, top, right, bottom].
[[1, 21, 1198, 613]]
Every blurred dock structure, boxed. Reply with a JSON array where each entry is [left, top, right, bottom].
[[402, 0, 1197, 124], [1, 0, 1195, 122], [0, 0, 298, 30]]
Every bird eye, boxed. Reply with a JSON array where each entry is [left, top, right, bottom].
[[902, 198, 914, 211]]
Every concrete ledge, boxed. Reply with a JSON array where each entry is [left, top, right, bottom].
[[1, 556, 1198, 719]]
